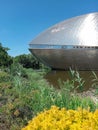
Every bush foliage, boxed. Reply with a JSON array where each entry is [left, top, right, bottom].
[[0, 43, 13, 67], [22, 106, 98, 130], [0, 64, 97, 130], [14, 54, 41, 69]]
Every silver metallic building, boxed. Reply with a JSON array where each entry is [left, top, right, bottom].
[[29, 12, 98, 70]]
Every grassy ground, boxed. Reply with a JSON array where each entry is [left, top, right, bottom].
[[0, 65, 98, 130]]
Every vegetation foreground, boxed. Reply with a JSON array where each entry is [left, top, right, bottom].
[[0, 64, 98, 130], [1, 43, 98, 130]]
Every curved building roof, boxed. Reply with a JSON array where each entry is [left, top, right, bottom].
[[30, 12, 98, 47]]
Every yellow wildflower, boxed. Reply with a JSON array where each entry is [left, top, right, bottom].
[[22, 106, 98, 130]]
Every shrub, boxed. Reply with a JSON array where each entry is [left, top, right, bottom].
[[0, 71, 10, 82], [22, 106, 98, 130], [0, 43, 13, 67], [0, 68, 97, 130]]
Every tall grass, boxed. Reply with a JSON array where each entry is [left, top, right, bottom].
[[91, 71, 98, 95], [0, 65, 97, 130]]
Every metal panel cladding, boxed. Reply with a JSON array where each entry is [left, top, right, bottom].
[[30, 12, 98, 47], [29, 12, 98, 70]]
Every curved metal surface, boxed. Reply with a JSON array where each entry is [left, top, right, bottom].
[[29, 12, 98, 70], [29, 48, 98, 70]]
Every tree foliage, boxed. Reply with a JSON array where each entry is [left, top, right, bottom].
[[0, 43, 13, 67], [14, 54, 41, 69]]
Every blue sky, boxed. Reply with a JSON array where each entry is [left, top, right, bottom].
[[0, 0, 98, 56]]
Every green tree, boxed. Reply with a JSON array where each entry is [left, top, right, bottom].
[[14, 54, 40, 69], [0, 43, 13, 67]]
